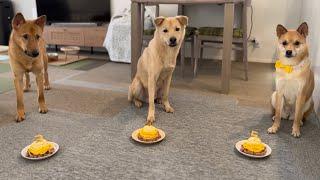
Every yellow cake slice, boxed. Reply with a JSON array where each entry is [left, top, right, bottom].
[[27, 135, 54, 157], [138, 125, 161, 141], [241, 131, 266, 156]]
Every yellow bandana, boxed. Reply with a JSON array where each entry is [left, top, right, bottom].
[[275, 60, 293, 73]]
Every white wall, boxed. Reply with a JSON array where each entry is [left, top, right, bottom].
[[301, 0, 320, 116], [10, 0, 37, 19], [11, 0, 302, 63]]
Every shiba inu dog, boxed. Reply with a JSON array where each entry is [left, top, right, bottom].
[[268, 22, 314, 137], [128, 16, 188, 124], [9, 13, 50, 122]]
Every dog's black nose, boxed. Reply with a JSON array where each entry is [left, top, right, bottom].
[[286, 50, 293, 57], [31, 50, 39, 57], [170, 37, 177, 44]]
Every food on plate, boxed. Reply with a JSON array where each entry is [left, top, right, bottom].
[[241, 131, 266, 156], [137, 125, 161, 141], [27, 135, 54, 158]]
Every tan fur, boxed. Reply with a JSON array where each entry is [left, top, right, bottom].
[[8, 13, 50, 122], [128, 16, 188, 124], [268, 22, 314, 137]]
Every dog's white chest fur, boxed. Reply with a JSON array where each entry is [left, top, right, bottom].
[[276, 76, 301, 105]]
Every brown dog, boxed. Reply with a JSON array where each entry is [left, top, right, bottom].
[[9, 13, 50, 122], [128, 16, 188, 124], [268, 22, 314, 137]]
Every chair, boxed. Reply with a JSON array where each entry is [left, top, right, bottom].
[[142, 4, 159, 48], [192, 5, 249, 81]]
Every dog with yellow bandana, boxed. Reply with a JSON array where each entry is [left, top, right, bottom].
[[268, 22, 314, 137]]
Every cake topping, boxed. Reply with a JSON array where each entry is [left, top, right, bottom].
[[138, 125, 161, 141], [242, 131, 266, 154], [27, 135, 54, 157]]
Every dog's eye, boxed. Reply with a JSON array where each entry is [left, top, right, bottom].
[[163, 29, 168, 33], [175, 27, 180, 32], [282, 41, 288, 46], [22, 34, 28, 40], [294, 41, 300, 46], [36, 35, 40, 40]]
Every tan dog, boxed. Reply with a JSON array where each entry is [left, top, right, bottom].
[[9, 13, 50, 122], [268, 22, 314, 137], [128, 16, 188, 124]]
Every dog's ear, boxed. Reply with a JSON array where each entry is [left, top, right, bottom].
[[154, 16, 165, 27], [35, 15, 47, 30], [12, 13, 26, 30], [176, 16, 188, 26], [297, 22, 308, 38], [276, 24, 287, 38]]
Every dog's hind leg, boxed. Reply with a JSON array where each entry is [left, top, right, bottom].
[[128, 77, 143, 108], [23, 72, 31, 92], [43, 53, 50, 90], [301, 99, 314, 126], [155, 86, 163, 104]]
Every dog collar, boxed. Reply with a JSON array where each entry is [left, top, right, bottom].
[[275, 59, 308, 73]]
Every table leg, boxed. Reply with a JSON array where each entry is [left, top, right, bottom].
[[131, 2, 142, 79], [180, 40, 185, 77], [221, 3, 235, 94], [242, 2, 248, 81]]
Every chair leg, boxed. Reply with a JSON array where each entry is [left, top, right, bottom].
[[242, 1, 248, 81], [243, 43, 248, 81], [200, 41, 204, 62], [191, 36, 195, 68], [180, 40, 185, 77], [194, 37, 201, 78]]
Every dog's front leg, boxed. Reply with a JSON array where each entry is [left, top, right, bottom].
[[14, 74, 25, 122], [147, 76, 156, 124], [268, 91, 284, 134], [43, 54, 50, 90], [35, 72, 48, 114], [292, 94, 306, 137], [162, 73, 174, 113]]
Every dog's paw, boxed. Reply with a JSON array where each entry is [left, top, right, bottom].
[[16, 112, 25, 122], [44, 84, 51, 90], [134, 100, 143, 108], [39, 106, 48, 114], [291, 128, 301, 138], [164, 105, 174, 113], [146, 115, 155, 124], [267, 125, 279, 134]]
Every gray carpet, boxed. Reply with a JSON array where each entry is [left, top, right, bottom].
[[0, 90, 320, 180]]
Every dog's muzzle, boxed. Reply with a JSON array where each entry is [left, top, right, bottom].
[[169, 37, 177, 47], [285, 50, 293, 58], [24, 50, 39, 58]]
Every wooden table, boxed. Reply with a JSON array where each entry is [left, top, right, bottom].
[[131, 0, 249, 94]]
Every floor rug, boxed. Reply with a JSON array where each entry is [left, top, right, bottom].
[[0, 90, 319, 179]]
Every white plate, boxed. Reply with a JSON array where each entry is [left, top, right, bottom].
[[132, 128, 165, 144], [21, 142, 59, 160], [235, 140, 272, 158]]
